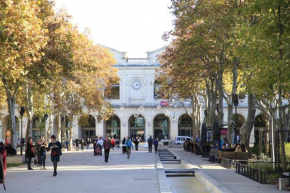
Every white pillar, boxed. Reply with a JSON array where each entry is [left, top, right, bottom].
[[121, 122, 128, 140], [146, 122, 153, 141], [171, 121, 178, 140], [96, 120, 104, 137]]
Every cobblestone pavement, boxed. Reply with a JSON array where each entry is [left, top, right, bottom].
[[6, 146, 159, 193]]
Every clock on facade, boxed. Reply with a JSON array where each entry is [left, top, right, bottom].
[[132, 80, 141, 90]]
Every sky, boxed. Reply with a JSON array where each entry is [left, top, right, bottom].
[[54, 0, 175, 58]]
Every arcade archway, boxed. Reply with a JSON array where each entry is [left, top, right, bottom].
[[129, 114, 145, 142], [106, 114, 120, 139], [153, 114, 170, 140], [178, 114, 193, 137]]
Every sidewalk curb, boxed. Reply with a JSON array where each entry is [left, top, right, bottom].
[[195, 170, 233, 193], [174, 152, 233, 193], [155, 155, 172, 193]]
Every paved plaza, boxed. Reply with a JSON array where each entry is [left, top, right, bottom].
[[4, 145, 286, 193]]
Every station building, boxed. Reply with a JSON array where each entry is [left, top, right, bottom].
[[0, 46, 267, 144]]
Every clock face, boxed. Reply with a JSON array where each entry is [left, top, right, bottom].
[[132, 80, 141, 90]]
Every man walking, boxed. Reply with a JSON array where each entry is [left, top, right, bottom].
[[104, 137, 111, 162], [75, 137, 79, 151], [154, 138, 159, 153], [133, 137, 139, 151], [125, 137, 133, 159], [147, 136, 153, 153]]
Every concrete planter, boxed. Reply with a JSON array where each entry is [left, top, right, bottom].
[[7, 155, 23, 164]]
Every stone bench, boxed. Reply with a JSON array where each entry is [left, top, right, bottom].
[[219, 151, 250, 160]]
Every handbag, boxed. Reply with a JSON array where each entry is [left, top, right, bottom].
[[57, 148, 62, 156]]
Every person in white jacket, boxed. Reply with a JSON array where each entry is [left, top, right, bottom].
[[97, 137, 104, 156]]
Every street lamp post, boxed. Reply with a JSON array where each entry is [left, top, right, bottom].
[[233, 94, 239, 144], [19, 107, 25, 155]]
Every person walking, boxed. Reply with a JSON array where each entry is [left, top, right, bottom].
[[0, 142, 7, 190], [81, 138, 84, 151], [40, 136, 47, 170], [87, 138, 90, 149], [122, 137, 126, 154], [103, 137, 111, 162], [125, 137, 133, 159], [133, 137, 139, 151], [97, 137, 104, 156], [47, 135, 62, 177], [110, 138, 115, 150], [25, 137, 35, 170], [147, 136, 153, 153], [75, 137, 79, 151], [35, 140, 41, 167], [154, 138, 159, 153]]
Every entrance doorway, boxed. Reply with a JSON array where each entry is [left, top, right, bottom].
[[178, 114, 193, 137], [154, 114, 170, 140], [129, 115, 145, 142], [106, 114, 121, 139]]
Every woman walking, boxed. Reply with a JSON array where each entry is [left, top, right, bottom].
[[122, 137, 126, 154], [47, 135, 62, 177], [40, 136, 47, 170], [25, 137, 35, 170]]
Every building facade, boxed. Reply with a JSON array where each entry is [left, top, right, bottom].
[[0, 46, 266, 145]]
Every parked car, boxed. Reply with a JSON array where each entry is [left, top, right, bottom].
[[175, 136, 192, 145]]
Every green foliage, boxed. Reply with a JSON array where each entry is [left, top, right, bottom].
[[284, 142, 290, 163], [248, 153, 273, 172]]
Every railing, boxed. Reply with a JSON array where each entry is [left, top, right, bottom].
[[236, 163, 268, 184], [236, 162, 290, 184]]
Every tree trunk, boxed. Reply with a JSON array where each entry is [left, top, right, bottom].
[[240, 94, 256, 148], [57, 114, 61, 141], [46, 114, 53, 142], [7, 96, 17, 149], [227, 101, 233, 145], [217, 70, 224, 127], [69, 114, 74, 149], [25, 83, 33, 141]]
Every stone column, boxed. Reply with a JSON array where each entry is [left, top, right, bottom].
[[121, 122, 128, 140], [146, 122, 153, 141], [96, 120, 104, 137], [170, 121, 178, 140]]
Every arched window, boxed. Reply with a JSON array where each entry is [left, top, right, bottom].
[[255, 114, 267, 128], [233, 114, 245, 128], [105, 81, 120, 99], [33, 117, 40, 128], [178, 114, 192, 127], [129, 115, 145, 127], [106, 115, 120, 128]]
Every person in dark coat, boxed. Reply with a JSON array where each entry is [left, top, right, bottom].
[[47, 135, 62, 177], [147, 136, 153, 153], [81, 138, 84, 151], [25, 137, 35, 170], [122, 137, 126, 154], [103, 137, 111, 162], [0, 142, 7, 189], [133, 137, 139, 151], [154, 138, 158, 153], [75, 137, 79, 151]]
